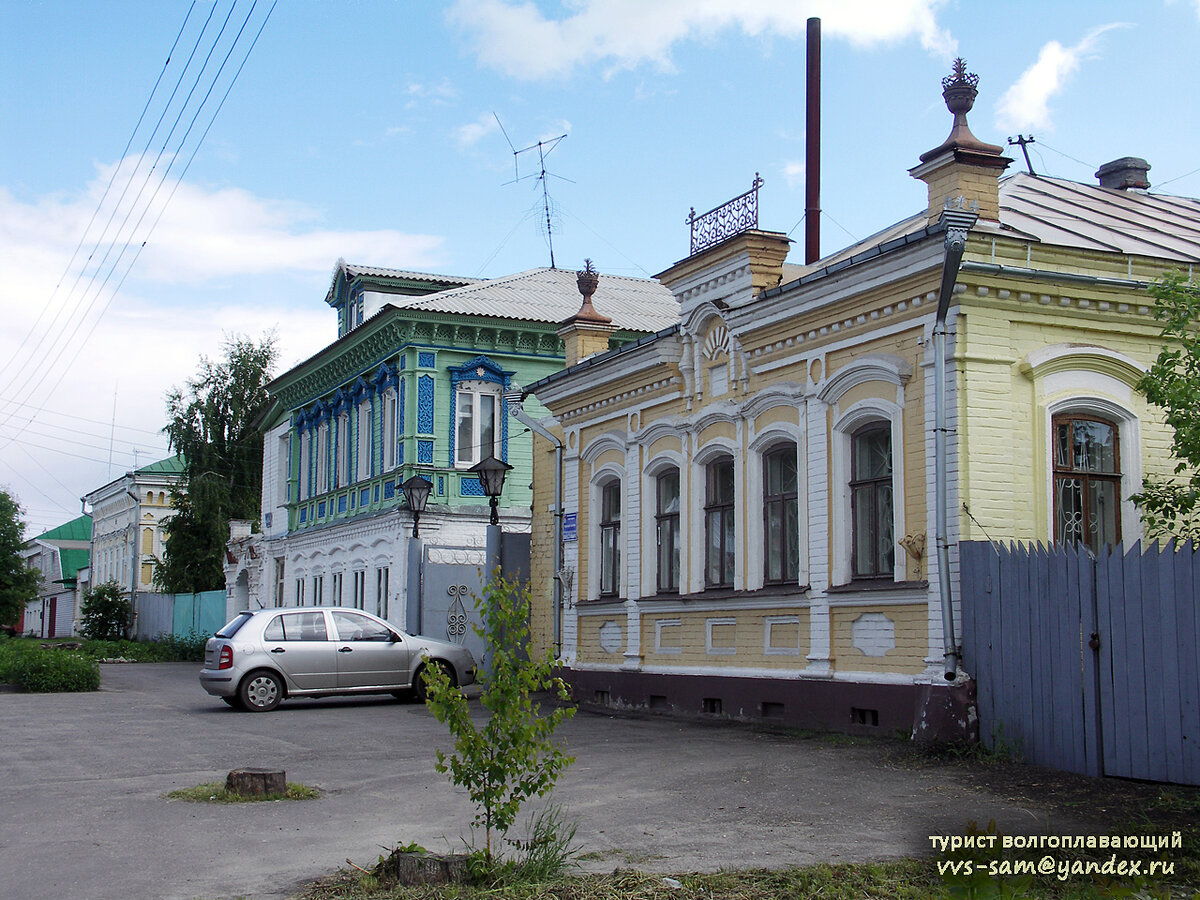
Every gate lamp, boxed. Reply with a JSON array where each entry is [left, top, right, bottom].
[[470, 456, 512, 525], [401, 474, 432, 538]]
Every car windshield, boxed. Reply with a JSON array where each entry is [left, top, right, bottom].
[[215, 613, 253, 639]]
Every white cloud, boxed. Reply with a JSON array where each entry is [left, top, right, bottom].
[[456, 112, 502, 148], [0, 165, 447, 523], [996, 23, 1130, 132], [784, 161, 806, 189], [448, 0, 956, 81]]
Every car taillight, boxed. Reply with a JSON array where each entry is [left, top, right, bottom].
[[218, 646, 233, 670]]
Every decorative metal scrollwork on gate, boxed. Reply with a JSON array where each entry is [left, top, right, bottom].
[[446, 584, 469, 644]]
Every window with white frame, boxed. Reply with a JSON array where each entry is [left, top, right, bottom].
[[763, 444, 799, 584], [655, 468, 681, 593], [455, 384, 500, 467], [383, 388, 398, 470], [599, 480, 621, 598], [376, 566, 390, 619], [850, 423, 894, 579], [357, 399, 372, 480], [274, 558, 285, 607], [704, 456, 735, 588], [352, 569, 366, 609], [316, 422, 330, 495], [298, 429, 311, 501], [1053, 414, 1121, 552], [278, 433, 291, 506], [335, 413, 349, 489]]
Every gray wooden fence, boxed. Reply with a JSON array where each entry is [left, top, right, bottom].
[[961, 540, 1200, 786], [133, 590, 226, 640]]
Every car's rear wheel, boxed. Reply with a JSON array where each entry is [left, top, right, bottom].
[[414, 660, 454, 704], [239, 670, 283, 712]]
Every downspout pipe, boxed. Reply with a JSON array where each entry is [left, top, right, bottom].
[[934, 202, 978, 681], [507, 387, 564, 658]]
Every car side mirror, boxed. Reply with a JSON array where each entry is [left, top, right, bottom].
[[388, 630, 402, 643]]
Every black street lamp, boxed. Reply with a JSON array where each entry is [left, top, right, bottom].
[[470, 455, 512, 525], [401, 474, 433, 538]]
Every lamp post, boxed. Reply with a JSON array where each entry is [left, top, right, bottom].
[[401, 474, 432, 538], [470, 456, 512, 579], [402, 473, 432, 635], [470, 456, 512, 526]]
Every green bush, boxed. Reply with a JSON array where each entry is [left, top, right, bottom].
[[11, 648, 99, 692], [0, 639, 35, 683], [78, 581, 131, 641], [152, 630, 208, 661]]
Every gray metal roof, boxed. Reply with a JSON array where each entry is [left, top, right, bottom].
[[997, 173, 1200, 261], [339, 262, 484, 285], [795, 172, 1200, 275], [392, 267, 679, 333]]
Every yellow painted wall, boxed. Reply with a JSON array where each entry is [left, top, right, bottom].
[[830, 603, 927, 674], [955, 284, 1172, 542], [631, 608, 812, 669]]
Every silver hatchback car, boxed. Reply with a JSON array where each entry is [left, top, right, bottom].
[[199, 607, 477, 711]]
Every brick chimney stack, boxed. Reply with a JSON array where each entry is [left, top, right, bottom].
[[557, 259, 615, 367], [909, 59, 1011, 223]]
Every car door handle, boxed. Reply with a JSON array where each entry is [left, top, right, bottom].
[[338, 646, 353, 653], [270, 647, 285, 654]]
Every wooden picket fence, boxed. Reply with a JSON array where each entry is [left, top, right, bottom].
[[961, 540, 1200, 785]]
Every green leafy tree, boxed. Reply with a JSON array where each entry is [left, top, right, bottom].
[[156, 334, 277, 592], [1133, 272, 1200, 541], [0, 489, 39, 626], [78, 581, 132, 641], [422, 573, 576, 863]]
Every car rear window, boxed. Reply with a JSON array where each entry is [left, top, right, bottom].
[[265, 611, 328, 642], [215, 613, 253, 638]]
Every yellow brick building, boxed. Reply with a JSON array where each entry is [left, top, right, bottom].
[[517, 63, 1197, 737]]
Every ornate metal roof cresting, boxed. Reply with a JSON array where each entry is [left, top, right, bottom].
[[687, 174, 764, 256]]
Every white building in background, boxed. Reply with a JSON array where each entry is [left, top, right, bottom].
[[20, 514, 92, 637], [82, 456, 185, 599]]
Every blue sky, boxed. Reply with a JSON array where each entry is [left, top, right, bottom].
[[2, 0, 1199, 534]]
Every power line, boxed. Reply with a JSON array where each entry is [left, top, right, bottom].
[[0, 1, 243, 426], [0, 1, 276, 446], [0, 2, 199, 390], [0, 394, 168, 437], [0, 2, 221, 400]]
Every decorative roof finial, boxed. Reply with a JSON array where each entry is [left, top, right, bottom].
[[570, 258, 611, 325], [918, 58, 1004, 164]]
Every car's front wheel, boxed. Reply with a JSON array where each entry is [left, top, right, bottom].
[[414, 660, 455, 704], [239, 670, 283, 712]]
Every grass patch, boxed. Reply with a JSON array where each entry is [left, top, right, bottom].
[[296, 860, 940, 900], [165, 781, 321, 803]]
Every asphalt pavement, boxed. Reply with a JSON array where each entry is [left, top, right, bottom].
[[0, 662, 1101, 900]]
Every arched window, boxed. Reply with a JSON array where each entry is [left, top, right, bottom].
[[1053, 414, 1121, 552], [851, 423, 894, 579], [704, 456, 735, 589], [763, 445, 799, 583], [655, 468, 681, 593], [599, 480, 621, 598]]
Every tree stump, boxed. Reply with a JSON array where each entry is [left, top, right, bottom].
[[225, 768, 286, 797], [388, 851, 472, 885]]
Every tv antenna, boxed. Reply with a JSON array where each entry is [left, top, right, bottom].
[[494, 113, 571, 269]]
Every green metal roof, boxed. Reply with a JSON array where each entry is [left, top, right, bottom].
[[34, 514, 92, 543], [136, 455, 185, 475], [58, 548, 90, 581]]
